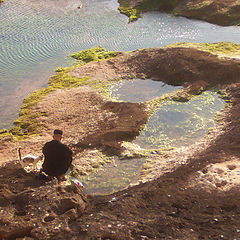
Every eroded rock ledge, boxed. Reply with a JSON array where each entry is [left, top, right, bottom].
[[118, 0, 240, 26]]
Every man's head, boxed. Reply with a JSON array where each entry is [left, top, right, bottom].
[[53, 129, 63, 141]]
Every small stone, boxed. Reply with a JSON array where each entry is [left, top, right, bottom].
[[43, 215, 55, 222]]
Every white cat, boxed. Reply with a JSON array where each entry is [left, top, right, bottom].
[[18, 147, 42, 172]]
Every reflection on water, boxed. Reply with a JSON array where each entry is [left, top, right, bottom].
[[134, 91, 225, 148], [110, 79, 182, 102], [0, 0, 240, 127], [80, 157, 145, 195]]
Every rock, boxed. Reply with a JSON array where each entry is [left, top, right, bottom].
[[0, 184, 14, 207], [118, 0, 240, 26], [54, 197, 79, 215], [43, 214, 55, 222], [0, 163, 87, 239], [0, 225, 34, 240], [174, 0, 240, 26]]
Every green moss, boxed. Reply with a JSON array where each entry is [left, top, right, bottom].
[[167, 42, 240, 56], [69, 47, 120, 63], [118, 6, 141, 22], [199, 42, 240, 54]]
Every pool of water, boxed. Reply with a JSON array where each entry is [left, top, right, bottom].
[[0, 0, 240, 128], [110, 79, 182, 102], [110, 79, 225, 148], [79, 157, 145, 195], [134, 91, 225, 148]]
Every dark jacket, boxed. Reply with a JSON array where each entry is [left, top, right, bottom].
[[42, 140, 73, 177]]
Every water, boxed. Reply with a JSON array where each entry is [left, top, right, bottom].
[[110, 79, 182, 102], [79, 157, 145, 195], [0, 0, 240, 128], [110, 79, 225, 148], [135, 91, 225, 148]]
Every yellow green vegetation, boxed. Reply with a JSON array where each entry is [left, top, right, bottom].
[[118, 6, 141, 22], [1, 47, 121, 139], [145, 87, 187, 114], [118, 0, 140, 22], [167, 42, 240, 57], [198, 42, 240, 55], [138, 91, 227, 150], [69, 46, 120, 63]]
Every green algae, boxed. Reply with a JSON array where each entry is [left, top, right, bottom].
[[69, 47, 120, 63], [79, 156, 145, 195], [0, 47, 121, 140], [134, 91, 226, 149], [167, 42, 240, 57], [118, 6, 141, 22], [118, 0, 141, 22], [199, 42, 240, 55]]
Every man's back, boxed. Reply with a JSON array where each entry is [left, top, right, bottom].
[[42, 140, 73, 177]]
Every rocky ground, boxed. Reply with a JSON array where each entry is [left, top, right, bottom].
[[0, 42, 240, 239], [118, 0, 240, 26]]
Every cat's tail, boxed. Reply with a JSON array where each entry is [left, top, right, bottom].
[[18, 147, 22, 162]]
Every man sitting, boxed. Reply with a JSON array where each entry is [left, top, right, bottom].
[[41, 129, 73, 181]]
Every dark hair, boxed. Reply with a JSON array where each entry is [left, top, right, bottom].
[[53, 129, 63, 135]]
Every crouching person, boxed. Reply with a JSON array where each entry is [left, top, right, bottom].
[[41, 129, 73, 181]]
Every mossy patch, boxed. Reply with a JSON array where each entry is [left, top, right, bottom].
[[198, 42, 240, 55], [118, 6, 141, 22], [167, 42, 240, 57], [69, 47, 121, 63], [136, 91, 226, 149], [0, 47, 121, 140]]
